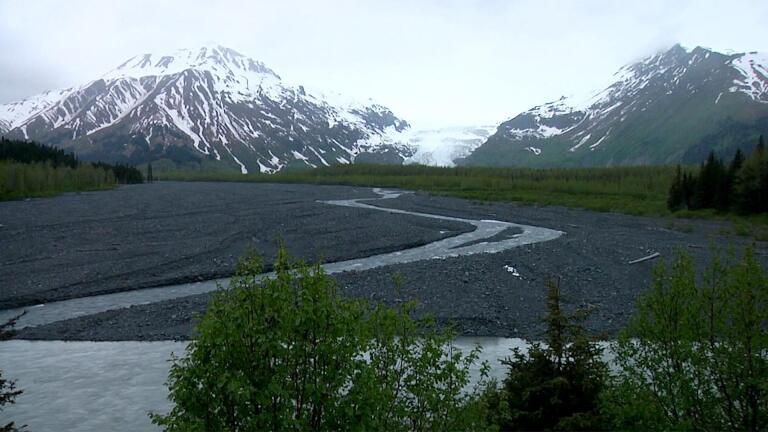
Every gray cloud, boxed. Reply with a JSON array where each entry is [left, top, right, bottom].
[[1, 0, 767, 128]]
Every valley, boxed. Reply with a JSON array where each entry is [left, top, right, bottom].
[[2, 2, 768, 427], [1, 182, 762, 341]]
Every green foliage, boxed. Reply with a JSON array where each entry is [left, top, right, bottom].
[[0, 314, 24, 432], [667, 165, 685, 211], [92, 161, 144, 184], [604, 249, 768, 431], [0, 136, 79, 168], [484, 280, 608, 431], [166, 163, 677, 216], [0, 138, 146, 200], [0, 160, 115, 200], [669, 136, 768, 215], [151, 247, 493, 431], [735, 138, 768, 214]]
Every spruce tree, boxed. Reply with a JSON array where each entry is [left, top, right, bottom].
[[694, 151, 725, 210], [724, 149, 746, 211], [730, 148, 745, 173], [667, 165, 684, 211], [735, 137, 768, 214], [682, 172, 696, 209], [759, 135, 768, 213], [489, 279, 607, 431], [147, 163, 153, 183]]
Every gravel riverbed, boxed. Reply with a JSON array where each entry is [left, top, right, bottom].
[[5, 182, 765, 341]]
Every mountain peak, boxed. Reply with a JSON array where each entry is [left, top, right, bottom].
[[0, 43, 413, 174], [104, 44, 280, 81], [465, 43, 768, 169]]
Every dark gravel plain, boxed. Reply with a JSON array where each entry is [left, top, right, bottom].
[[11, 184, 768, 341], [0, 182, 471, 309]]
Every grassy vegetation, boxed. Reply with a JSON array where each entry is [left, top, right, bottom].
[[165, 164, 768, 236], [164, 164, 678, 216], [0, 161, 116, 201]]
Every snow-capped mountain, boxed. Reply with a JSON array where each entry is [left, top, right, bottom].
[[462, 45, 768, 167], [0, 44, 413, 173], [405, 125, 497, 167]]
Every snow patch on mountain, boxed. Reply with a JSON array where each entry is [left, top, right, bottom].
[[731, 52, 768, 103], [0, 44, 414, 173], [0, 88, 72, 131]]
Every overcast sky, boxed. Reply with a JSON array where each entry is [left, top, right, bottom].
[[1, 0, 767, 129]]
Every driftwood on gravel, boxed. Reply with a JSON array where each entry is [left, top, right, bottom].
[[628, 252, 661, 265]]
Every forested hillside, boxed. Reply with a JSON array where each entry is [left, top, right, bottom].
[[0, 137, 144, 200]]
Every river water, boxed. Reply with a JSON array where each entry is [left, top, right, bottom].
[[0, 189, 568, 431], [0, 189, 563, 330], [0, 337, 575, 431]]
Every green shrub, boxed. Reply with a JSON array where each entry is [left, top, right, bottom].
[[151, 247, 494, 431], [0, 314, 24, 432], [603, 249, 768, 431], [484, 280, 608, 431]]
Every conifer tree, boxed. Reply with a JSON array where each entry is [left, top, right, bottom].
[[667, 165, 684, 211], [729, 148, 745, 173], [736, 136, 768, 214], [693, 152, 725, 210], [486, 279, 607, 430], [682, 171, 696, 209], [723, 149, 746, 211]]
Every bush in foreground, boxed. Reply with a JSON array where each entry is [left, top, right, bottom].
[[484, 280, 608, 431], [604, 249, 768, 431], [0, 313, 24, 432], [151, 247, 493, 431]]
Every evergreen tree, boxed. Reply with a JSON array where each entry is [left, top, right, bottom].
[[667, 165, 684, 211], [0, 137, 78, 168], [682, 172, 696, 209], [694, 151, 726, 210], [485, 279, 607, 431], [759, 136, 768, 213], [736, 137, 768, 214], [723, 149, 746, 211], [147, 163, 153, 183], [729, 148, 745, 173]]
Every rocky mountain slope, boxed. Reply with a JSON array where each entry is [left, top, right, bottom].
[[0, 44, 413, 173], [462, 45, 768, 167]]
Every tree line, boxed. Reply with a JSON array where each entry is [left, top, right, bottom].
[[0, 136, 78, 168], [668, 135, 768, 214], [0, 137, 144, 184]]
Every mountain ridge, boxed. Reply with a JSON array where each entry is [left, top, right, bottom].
[[0, 44, 414, 173], [461, 44, 768, 167]]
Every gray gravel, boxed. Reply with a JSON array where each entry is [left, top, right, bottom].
[[0, 182, 471, 309], [13, 188, 768, 341]]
